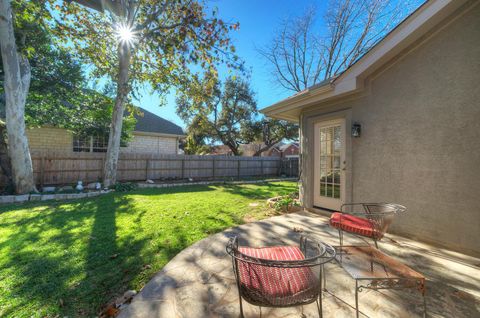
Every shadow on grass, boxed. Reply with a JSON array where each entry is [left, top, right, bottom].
[[219, 182, 298, 200], [0, 181, 298, 317], [0, 193, 151, 317]]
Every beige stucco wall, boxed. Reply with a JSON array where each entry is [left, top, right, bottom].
[[26, 128, 179, 155], [300, 3, 480, 256], [120, 132, 179, 154]]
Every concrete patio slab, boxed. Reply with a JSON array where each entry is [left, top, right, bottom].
[[118, 211, 480, 317]]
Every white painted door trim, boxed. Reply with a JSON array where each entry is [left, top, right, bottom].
[[313, 118, 347, 211]]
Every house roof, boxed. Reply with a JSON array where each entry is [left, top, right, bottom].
[[278, 142, 299, 151], [134, 107, 185, 136], [261, 0, 472, 122]]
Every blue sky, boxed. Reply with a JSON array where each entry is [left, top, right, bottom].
[[134, 0, 423, 129], [137, 0, 329, 128]]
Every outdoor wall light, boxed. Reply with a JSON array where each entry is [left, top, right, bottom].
[[352, 122, 361, 137]]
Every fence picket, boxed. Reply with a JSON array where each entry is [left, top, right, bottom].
[[0, 151, 298, 186]]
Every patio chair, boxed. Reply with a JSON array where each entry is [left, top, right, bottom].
[[226, 236, 335, 318], [329, 203, 406, 249]]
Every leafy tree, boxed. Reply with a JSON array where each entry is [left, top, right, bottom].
[[0, 0, 51, 193], [177, 76, 298, 156], [56, 0, 240, 186], [0, 15, 136, 191], [181, 116, 211, 155], [241, 118, 298, 156], [176, 76, 257, 156]]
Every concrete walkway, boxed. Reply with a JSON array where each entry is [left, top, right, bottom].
[[119, 211, 480, 317]]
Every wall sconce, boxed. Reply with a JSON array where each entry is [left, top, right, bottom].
[[352, 122, 361, 137]]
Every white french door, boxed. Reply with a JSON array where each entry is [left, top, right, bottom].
[[313, 119, 346, 211]]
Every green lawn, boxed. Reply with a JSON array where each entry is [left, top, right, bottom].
[[0, 181, 296, 317]]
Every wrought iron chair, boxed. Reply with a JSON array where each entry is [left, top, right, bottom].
[[226, 236, 335, 318], [329, 203, 406, 249]]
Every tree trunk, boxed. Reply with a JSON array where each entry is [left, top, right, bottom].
[[0, 122, 14, 192], [252, 141, 279, 157], [103, 41, 131, 187], [0, 0, 36, 194]]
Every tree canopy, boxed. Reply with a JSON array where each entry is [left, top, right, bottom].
[[54, 0, 241, 103], [176, 76, 298, 156], [176, 76, 256, 156], [0, 6, 136, 141]]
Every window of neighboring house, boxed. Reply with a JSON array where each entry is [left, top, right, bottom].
[[92, 135, 108, 152], [73, 135, 108, 153], [73, 136, 91, 152]]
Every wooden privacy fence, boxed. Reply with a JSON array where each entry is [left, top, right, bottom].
[[18, 151, 299, 187]]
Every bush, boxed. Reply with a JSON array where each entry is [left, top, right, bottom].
[[273, 195, 300, 211], [111, 182, 138, 192]]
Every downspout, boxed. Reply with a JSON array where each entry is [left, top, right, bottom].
[[298, 113, 304, 206]]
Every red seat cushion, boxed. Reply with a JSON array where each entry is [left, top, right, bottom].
[[330, 212, 381, 238], [237, 246, 319, 306]]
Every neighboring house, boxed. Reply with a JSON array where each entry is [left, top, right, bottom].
[[263, 142, 299, 158], [279, 142, 299, 158], [26, 107, 185, 155], [262, 0, 480, 256], [209, 145, 233, 156], [209, 142, 299, 157]]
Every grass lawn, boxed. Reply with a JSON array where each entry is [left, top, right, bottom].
[[0, 181, 296, 317]]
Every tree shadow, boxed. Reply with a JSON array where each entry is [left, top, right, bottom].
[[0, 193, 151, 317], [219, 182, 298, 200]]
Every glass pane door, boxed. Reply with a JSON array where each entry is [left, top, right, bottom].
[[314, 118, 345, 211], [319, 125, 341, 199]]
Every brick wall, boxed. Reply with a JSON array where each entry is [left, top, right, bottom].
[[26, 127, 73, 153], [26, 127, 179, 154], [120, 133, 178, 154]]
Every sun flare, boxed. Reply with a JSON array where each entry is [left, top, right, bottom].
[[115, 23, 136, 45]]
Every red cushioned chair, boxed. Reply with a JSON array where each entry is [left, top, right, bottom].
[[226, 236, 335, 318], [330, 203, 406, 249]]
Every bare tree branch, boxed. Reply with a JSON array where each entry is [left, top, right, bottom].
[[259, 0, 422, 93]]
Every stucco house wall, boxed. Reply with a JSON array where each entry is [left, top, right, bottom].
[[300, 3, 480, 255]]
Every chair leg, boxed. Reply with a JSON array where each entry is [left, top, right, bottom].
[[338, 229, 343, 249], [322, 264, 327, 291], [374, 239, 378, 249], [316, 295, 323, 318], [238, 295, 244, 318]]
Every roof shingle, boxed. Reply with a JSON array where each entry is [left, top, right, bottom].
[[133, 107, 184, 136]]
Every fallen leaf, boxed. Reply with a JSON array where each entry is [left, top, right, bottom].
[[58, 298, 64, 307], [101, 304, 118, 317], [109, 254, 119, 259], [293, 227, 304, 232]]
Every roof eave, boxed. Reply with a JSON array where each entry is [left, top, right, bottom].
[[260, 83, 334, 121]]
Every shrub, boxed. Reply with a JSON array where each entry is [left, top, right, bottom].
[[112, 182, 138, 192], [273, 195, 300, 211]]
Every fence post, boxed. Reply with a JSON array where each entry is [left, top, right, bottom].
[[260, 159, 264, 176], [181, 158, 185, 179], [212, 158, 216, 179], [101, 156, 105, 181], [145, 159, 150, 180], [237, 159, 241, 180], [40, 155, 45, 188]]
